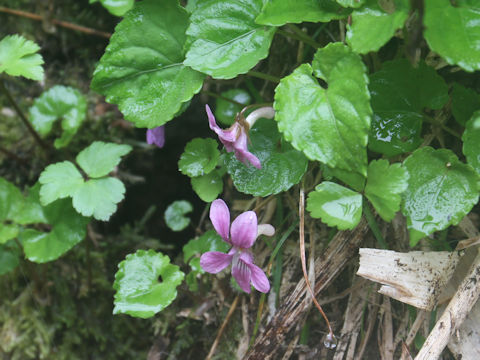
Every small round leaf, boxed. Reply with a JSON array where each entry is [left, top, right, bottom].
[[178, 138, 220, 177], [191, 170, 224, 203], [164, 200, 193, 232]]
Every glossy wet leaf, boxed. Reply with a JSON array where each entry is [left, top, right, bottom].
[[91, 0, 205, 127], [369, 59, 448, 156], [336, 0, 365, 8], [424, 0, 480, 72], [307, 181, 362, 230], [451, 83, 480, 126], [463, 112, 480, 175], [191, 170, 224, 203], [215, 89, 251, 126], [28, 86, 87, 148], [0, 178, 24, 243], [165, 200, 193, 232], [39, 161, 84, 205], [184, 0, 276, 79], [19, 186, 89, 263], [178, 138, 220, 177], [402, 147, 479, 246], [89, 0, 134, 16], [113, 249, 185, 318], [0, 241, 21, 275], [256, 0, 349, 26], [325, 166, 365, 192], [365, 159, 409, 221], [0, 34, 44, 80], [76, 141, 132, 178], [346, 0, 409, 54], [275, 43, 371, 175], [226, 118, 308, 196]]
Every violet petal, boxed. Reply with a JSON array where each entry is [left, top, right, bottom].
[[232, 130, 261, 169], [248, 263, 270, 293], [230, 211, 257, 249], [209, 199, 230, 242], [205, 104, 237, 144], [232, 257, 252, 293], [200, 251, 233, 274], [146, 126, 165, 148]]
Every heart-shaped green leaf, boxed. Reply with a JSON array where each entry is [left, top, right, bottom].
[[164, 200, 193, 232], [28, 85, 87, 148], [307, 181, 362, 230], [424, 0, 480, 72], [113, 249, 185, 318], [76, 141, 132, 178], [369, 59, 448, 156], [451, 83, 480, 126], [0, 178, 24, 244], [191, 170, 224, 203], [178, 138, 220, 177], [91, 0, 205, 127], [275, 43, 371, 175], [402, 147, 479, 246], [255, 0, 350, 26], [463, 111, 480, 176], [215, 89, 252, 126], [184, 0, 276, 79], [226, 118, 308, 197], [89, 0, 134, 16], [365, 159, 409, 221], [0, 34, 44, 81], [346, 0, 409, 54], [0, 241, 21, 275]]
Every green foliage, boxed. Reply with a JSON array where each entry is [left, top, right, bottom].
[[191, 170, 224, 203], [368, 59, 448, 156], [307, 181, 363, 230], [336, 0, 365, 8], [39, 142, 132, 221], [28, 85, 87, 148], [184, 0, 276, 79], [0, 240, 21, 275], [0, 34, 44, 80], [364, 159, 409, 221], [215, 89, 251, 126], [89, 0, 134, 16], [346, 0, 409, 54], [164, 200, 193, 232], [178, 138, 220, 177], [463, 111, 480, 175], [255, 0, 349, 26], [0, 178, 24, 244], [424, 0, 480, 72], [91, 0, 205, 128], [402, 147, 479, 246], [275, 42, 371, 175], [451, 83, 480, 126], [113, 249, 185, 318], [226, 118, 308, 196]]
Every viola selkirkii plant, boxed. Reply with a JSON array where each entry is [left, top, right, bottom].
[[200, 199, 274, 293]]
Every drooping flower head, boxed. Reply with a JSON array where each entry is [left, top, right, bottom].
[[200, 199, 275, 293], [206, 104, 275, 170], [146, 126, 165, 148]]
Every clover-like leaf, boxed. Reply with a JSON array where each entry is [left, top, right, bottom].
[[178, 138, 220, 177], [275, 43, 371, 175], [76, 141, 132, 178], [184, 0, 276, 79], [424, 0, 480, 72], [183, 230, 229, 291], [346, 0, 409, 54], [226, 118, 308, 196], [402, 147, 479, 246], [0, 178, 24, 244], [451, 83, 480, 126], [215, 89, 251, 126], [165, 200, 193, 232], [91, 0, 205, 127], [39, 161, 84, 206], [19, 186, 89, 263], [0, 241, 21, 275], [255, 0, 350, 26], [89, 0, 134, 16], [463, 111, 480, 175], [28, 86, 87, 148], [0, 34, 44, 80], [307, 181, 362, 230], [191, 170, 224, 203], [369, 59, 448, 156], [113, 250, 185, 318], [365, 159, 409, 221]]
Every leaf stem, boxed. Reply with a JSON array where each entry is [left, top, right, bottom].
[[363, 203, 388, 249], [423, 115, 461, 139], [0, 79, 49, 150], [246, 70, 281, 83], [286, 24, 321, 49]]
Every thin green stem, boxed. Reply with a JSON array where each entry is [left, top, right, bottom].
[[203, 90, 245, 107], [363, 203, 388, 249], [423, 115, 461, 139], [246, 70, 281, 83], [287, 24, 321, 49]]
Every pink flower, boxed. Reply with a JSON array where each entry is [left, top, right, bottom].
[[146, 126, 165, 148], [200, 199, 274, 293], [206, 104, 262, 169]]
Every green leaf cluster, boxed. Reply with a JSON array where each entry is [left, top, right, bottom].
[[0, 34, 44, 81]]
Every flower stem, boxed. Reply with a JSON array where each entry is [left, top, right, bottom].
[[0, 79, 49, 150], [286, 24, 321, 49], [246, 70, 281, 83]]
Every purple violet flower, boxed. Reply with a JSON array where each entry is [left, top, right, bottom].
[[146, 126, 165, 148], [200, 199, 274, 293], [206, 104, 275, 170]]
